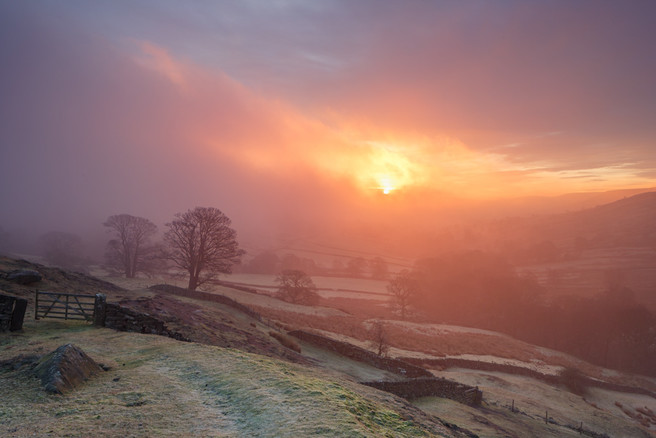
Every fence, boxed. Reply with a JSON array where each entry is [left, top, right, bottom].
[[35, 290, 103, 322]]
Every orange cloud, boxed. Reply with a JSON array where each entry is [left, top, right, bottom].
[[134, 41, 189, 90], [127, 40, 655, 204]]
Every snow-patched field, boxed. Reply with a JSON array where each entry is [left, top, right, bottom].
[[224, 273, 391, 300], [417, 368, 656, 437], [98, 271, 656, 436]]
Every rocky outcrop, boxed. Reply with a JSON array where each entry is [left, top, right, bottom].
[[6, 269, 42, 285], [33, 344, 103, 394]]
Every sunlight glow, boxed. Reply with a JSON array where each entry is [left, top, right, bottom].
[[378, 175, 396, 194], [355, 140, 426, 195]]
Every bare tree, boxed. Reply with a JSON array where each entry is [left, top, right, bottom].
[[164, 207, 244, 291], [369, 320, 390, 357], [276, 269, 319, 305], [388, 270, 420, 319], [104, 214, 158, 278]]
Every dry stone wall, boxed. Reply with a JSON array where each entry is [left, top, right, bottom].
[[288, 329, 483, 406], [101, 302, 189, 342], [288, 329, 431, 378], [362, 378, 482, 406]]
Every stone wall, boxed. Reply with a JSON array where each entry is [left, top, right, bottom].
[[0, 293, 27, 332], [362, 378, 482, 406], [102, 303, 189, 342], [288, 330, 432, 378], [288, 330, 483, 406]]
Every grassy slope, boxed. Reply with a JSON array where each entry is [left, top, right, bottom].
[[0, 321, 462, 438], [3, 259, 654, 436]]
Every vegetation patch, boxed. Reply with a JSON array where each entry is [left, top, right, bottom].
[[269, 331, 302, 353]]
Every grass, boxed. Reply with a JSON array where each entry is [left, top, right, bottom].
[[0, 321, 447, 437]]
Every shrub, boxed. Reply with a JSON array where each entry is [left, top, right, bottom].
[[269, 331, 301, 353], [275, 270, 320, 305]]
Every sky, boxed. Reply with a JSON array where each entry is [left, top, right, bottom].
[[1, 1, 655, 253]]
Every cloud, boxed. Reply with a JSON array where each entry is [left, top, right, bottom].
[[134, 41, 189, 89], [1, 1, 655, 254]]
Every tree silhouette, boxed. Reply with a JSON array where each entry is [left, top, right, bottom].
[[369, 320, 390, 357], [104, 214, 158, 278], [275, 269, 319, 305], [164, 207, 244, 290], [388, 270, 420, 319]]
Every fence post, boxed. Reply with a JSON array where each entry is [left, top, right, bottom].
[[10, 298, 27, 331], [35, 290, 39, 320], [94, 294, 106, 327]]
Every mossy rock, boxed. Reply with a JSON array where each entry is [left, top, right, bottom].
[[33, 344, 102, 394]]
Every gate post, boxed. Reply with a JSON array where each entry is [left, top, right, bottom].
[[93, 294, 107, 327], [10, 298, 27, 331]]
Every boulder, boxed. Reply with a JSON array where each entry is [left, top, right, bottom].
[[33, 344, 102, 394], [6, 269, 42, 285]]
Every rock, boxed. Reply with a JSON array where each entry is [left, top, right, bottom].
[[6, 269, 42, 285], [33, 344, 102, 394], [0, 354, 40, 371]]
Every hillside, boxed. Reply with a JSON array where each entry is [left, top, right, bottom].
[[2, 258, 655, 437], [1, 323, 460, 437], [530, 191, 656, 248], [475, 191, 656, 306]]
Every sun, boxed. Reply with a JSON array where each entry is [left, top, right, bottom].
[[377, 175, 396, 195]]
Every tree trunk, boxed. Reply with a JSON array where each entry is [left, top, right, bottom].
[[188, 274, 198, 291]]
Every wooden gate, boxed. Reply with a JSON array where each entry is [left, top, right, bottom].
[[35, 290, 97, 321]]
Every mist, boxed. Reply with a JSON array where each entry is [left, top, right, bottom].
[[2, 1, 656, 261], [2, 4, 656, 435]]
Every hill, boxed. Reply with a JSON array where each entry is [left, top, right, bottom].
[[473, 191, 656, 306], [2, 258, 655, 437], [1, 323, 460, 437]]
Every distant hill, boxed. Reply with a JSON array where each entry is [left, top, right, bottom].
[[487, 186, 656, 217], [485, 192, 656, 255]]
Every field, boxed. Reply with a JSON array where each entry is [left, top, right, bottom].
[[518, 246, 656, 307], [224, 273, 392, 301], [417, 369, 656, 437]]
